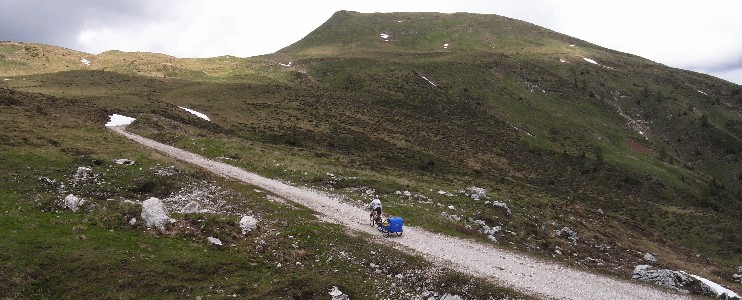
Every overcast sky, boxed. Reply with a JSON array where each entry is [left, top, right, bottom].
[[1, 0, 741, 84]]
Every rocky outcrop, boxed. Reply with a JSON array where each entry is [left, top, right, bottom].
[[632, 265, 692, 290], [633, 265, 741, 299], [141, 197, 173, 231]]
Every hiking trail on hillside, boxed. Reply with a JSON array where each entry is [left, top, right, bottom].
[[110, 126, 688, 300]]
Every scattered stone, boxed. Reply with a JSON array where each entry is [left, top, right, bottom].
[[113, 158, 136, 165], [128, 218, 137, 226], [64, 194, 85, 212], [734, 267, 742, 283], [643, 253, 657, 264], [328, 286, 348, 300], [490, 201, 512, 216], [440, 211, 460, 222], [73, 166, 93, 180], [240, 215, 258, 234], [447, 205, 455, 210], [180, 201, 200, 214], [465, 186, 487, 200], [440, 293, 463, 300], [207, 237, 223, 246], [141, 197, 172, 231], [555, 226, 579, 244]]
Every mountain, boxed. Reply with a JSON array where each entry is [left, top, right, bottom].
[[1, 10, 740, 298]]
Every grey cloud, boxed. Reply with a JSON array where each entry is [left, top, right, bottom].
[[0, 0, 174, 50]]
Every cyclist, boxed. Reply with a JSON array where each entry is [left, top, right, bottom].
[[368, 197, 382, 226]]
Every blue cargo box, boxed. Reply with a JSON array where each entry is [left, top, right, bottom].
[[388, 217, 403, 232]]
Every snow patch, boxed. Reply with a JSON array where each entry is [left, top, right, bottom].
[[420, 75, 437, 87], [443, 43, 449, 49], [278, 61, 292, 67], [178, 106, 210, 121], [80, 58, 91, 66], [105, 114, 136, 127], [379, 33, 389, 41], [559, 58, 566, 63], [689, 274, 740, 299], [698, 90, 707, 95], [570, 44, 576, 47], [583, 57, 598, 65]]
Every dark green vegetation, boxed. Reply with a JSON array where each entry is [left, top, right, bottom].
[[2, 10, 741, 297]]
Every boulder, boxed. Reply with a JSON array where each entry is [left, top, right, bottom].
[[643, 253, 657, 264], [113, 158, 136, 165], [440, 294, 463, 300], [180, 201, 200, 214], [141, 197, 172, 231], [329, 286, 349, 300], [207, 237, 223, 246], [555, 226, 579, 244], [240, 216, 258, 234], [64, 194, 84, 212]]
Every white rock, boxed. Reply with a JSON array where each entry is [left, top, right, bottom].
[[329, 286, 348, 300], [113, 158, 136, 165], [643, 253, 657, 264], [180, 201, 200, 214], [128, 218, 137, 225], [466, 186, 487, 200], [240, 215, 258, 234], [440, 293, 463, 300], [141, 197, 172, 231], [73, 166, 93, 180], [64, 194, 85, 212], [207, 236, 223, 246]]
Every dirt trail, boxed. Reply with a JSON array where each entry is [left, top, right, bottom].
[[111, 126, 688, 300]]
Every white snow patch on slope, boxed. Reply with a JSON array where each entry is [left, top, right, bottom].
[[379, 33, 389, 41], [80, 58, 91, 66], [105, 114, 136, 127], [178, 106, 210, 121], [420, 75, 437, 87], [559, 58, 566, 63], [698, 90, 707, 95], [689, 274, 740, 299], [278, 62, 292, 67], [443, 43, 449, 49], [583, 57, 598, 65]]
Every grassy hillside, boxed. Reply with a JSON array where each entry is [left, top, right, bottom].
[[2, 10, 741, 297]]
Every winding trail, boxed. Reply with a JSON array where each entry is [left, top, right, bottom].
[[111, 126, 687, 300]]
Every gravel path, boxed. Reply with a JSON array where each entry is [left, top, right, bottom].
[[111, 126, 688, 300]]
